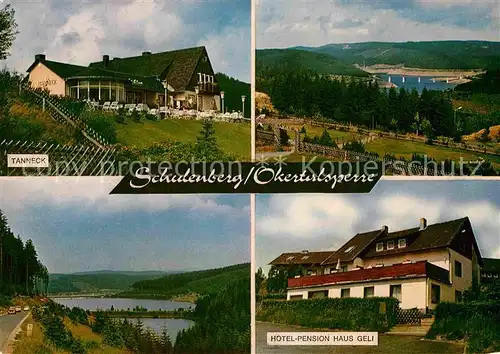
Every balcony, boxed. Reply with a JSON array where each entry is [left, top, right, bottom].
[[196, 82, 218, 94], [288, 261, 450, 289]]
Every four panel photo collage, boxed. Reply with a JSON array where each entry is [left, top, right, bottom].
[[0, 0, 499, 353]]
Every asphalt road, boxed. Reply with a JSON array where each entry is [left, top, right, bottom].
[[0, 312, 25, 352], [256, 322, 464, 354]]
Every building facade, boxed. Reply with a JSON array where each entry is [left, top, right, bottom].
[[270, 217, 485, 312], [26, 46, 221, 111]]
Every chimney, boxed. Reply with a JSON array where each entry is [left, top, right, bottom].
[[419, 218, 427, 231], [301, 250, 309, 254], [35, 54, 46, 62], [103, 55, 109, 67], [142, 51, 152, 56], [381, 225, 388, 234]]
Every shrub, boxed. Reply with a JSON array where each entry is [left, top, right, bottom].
[[343, 140, 365, 153], [426, 302, 500, 353], [80, 110, 117, 143], [257, 297, 398, 332], [1, 101, 75, 144]]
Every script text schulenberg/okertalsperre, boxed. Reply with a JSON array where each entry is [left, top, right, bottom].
[[129, 166, 378, 190]]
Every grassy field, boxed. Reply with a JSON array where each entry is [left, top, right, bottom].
[[365, 138, 500, 168], [284, 124, 363, 143], [116, 119, 250, 159]]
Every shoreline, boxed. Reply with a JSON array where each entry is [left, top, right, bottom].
[[359, 65, 484, 78]]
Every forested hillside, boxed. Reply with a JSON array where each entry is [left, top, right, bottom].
[[0, 209, 48, 301], [175, 275, 250, 353], [122, 263, 250, 299], [455, 70, 500, 94], [48, 271, 173, 293], [216, 73, 250, 118], [295, 41, 500, 69], [257, 49, 369, 77]]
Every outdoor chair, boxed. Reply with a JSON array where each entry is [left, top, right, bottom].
[[110, 101, 119, 110], [102, 101, 111, 110]]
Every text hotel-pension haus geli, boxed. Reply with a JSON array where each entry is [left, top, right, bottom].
[[270, 217, 500, 312], [26, 46, 221, 111]]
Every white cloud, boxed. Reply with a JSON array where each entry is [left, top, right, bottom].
[[0, 177, 239, 215], [257, 0, 500, 48], [3, 0, 248, 81], [257, 194, 358, 239]]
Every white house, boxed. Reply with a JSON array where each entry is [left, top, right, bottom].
[[270, 217, 484, 312]]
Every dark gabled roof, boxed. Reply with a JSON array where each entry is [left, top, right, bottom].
[[269, 251, 334, 266], [27, 59, 164, 92], [26, 59, 88, 79], [89, 46, 205, 91], [483, 258, 500, 273], [321, 230, 382, 265], [362, 217, 470, 258]]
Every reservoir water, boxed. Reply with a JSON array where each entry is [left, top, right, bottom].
[[52, 297, 195, 342], [377, 74, 457, 92]]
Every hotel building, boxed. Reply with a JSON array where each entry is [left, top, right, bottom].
[[270, 217, 488, 312], [26, 46, 221, 111]]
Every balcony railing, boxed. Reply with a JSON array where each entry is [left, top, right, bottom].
[[196, 82, 218, 94], [288, 261, 450, 289]]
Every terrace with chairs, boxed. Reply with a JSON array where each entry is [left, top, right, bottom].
[[86, 99, 246, 122]]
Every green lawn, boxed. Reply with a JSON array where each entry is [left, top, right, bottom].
[[285, 124, 362, 143], [365, 138, 500, 168], [115, 119, 250, 159]]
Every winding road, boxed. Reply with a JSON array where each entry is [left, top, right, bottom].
[[0, 313, 26, 353]]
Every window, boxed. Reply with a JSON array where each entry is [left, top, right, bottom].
[[387, 240, 395, 250], [301, 255, 309, 260], [376, 242, 384, 252], [341, 288, 350, 298], [431, 284, 441, 304], [308, 290, 327, 299], [285, 256, 294, 261], [341, 265, 348, 272], [364, 286, 375, 298], [345, 246, 356, 253], [398, 238, 407, 248], [455, 260, 462, 278], [390, 285, 402, 301], [306, 269, 316, 276], [455, 290, 462, 302]]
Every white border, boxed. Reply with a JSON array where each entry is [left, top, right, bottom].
[[250, 0, 256, 353]]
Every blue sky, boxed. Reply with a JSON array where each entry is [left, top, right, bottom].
[[257, 0, 500, 48], [2, 0, 251, 82], [256, 180, 500, 272], [0, 177, 250, 274]]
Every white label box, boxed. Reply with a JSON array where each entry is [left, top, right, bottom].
[[7, 154, 49, 168], [267, 332, 378, 346]]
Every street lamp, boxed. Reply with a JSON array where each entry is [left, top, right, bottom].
[[195, 86, 199, 111], [454, 106, 463, 132], [241, 95, 246, 118], [220, 91, 225, 114], [162, 80, 168, 113]]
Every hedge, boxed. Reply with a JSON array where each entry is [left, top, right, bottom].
[[426, 302, 500, 353], [257, 297, 398, 332]]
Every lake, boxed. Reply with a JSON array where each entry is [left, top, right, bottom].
[[52, 297, 195, 341], [52, 297, 194, 311], [377, 74, 457, 92]]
